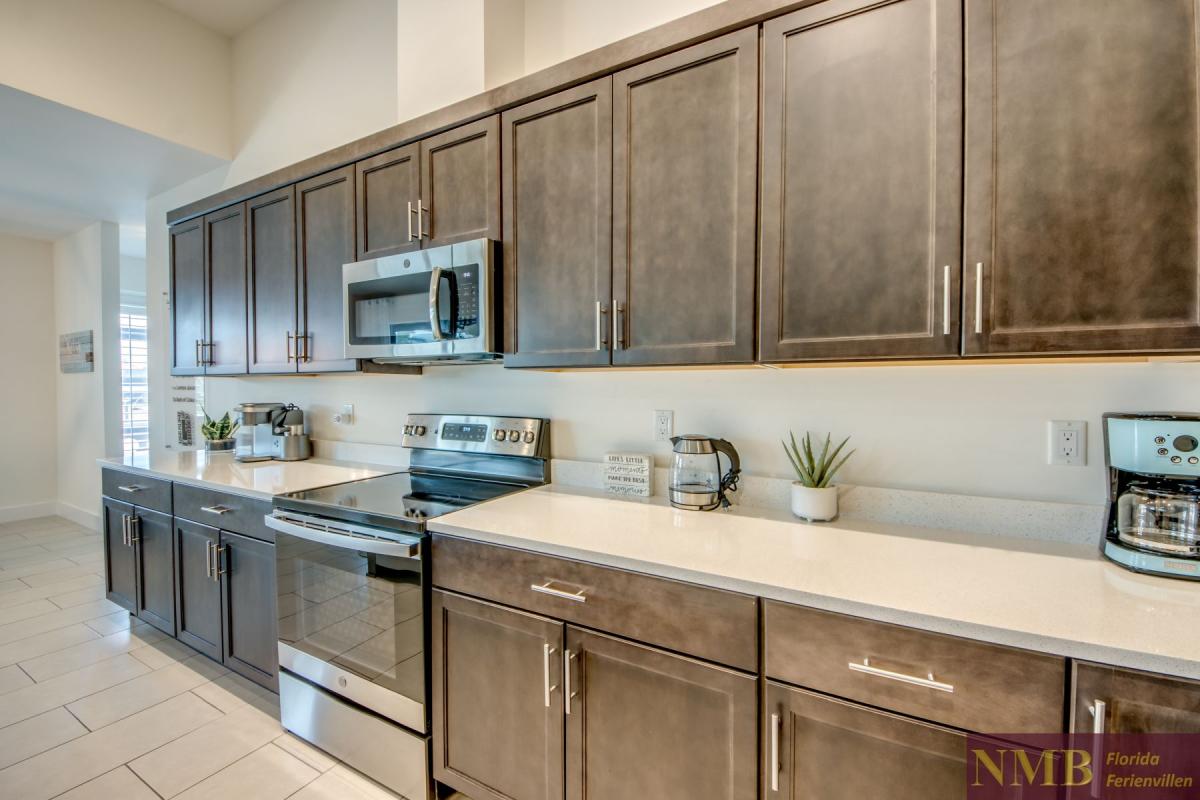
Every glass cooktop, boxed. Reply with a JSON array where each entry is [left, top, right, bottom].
[[274, 471, 526, 531]]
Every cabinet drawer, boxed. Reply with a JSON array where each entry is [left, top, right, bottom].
[[764, 601, 1065, 733], [432, 535, 757, 672], [102, 468, 172, 514], [173, 483, 274, 543]]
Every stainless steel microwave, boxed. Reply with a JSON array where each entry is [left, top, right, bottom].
[[342, 239, 500, 364]]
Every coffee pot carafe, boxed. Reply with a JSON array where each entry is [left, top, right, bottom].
[[669, 435, 741, 511]]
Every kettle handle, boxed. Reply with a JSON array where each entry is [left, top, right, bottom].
[[713, 439, 741, 477]]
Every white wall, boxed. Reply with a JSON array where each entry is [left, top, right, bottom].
[[522, 0, 723, 73], [230, 0, 399, 185], [0, 233, 58, 521], [0, 0, 232, 158], [54, 222, 121, 526], [397, 0, 487, 120]]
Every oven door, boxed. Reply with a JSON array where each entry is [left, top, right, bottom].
[[267, 512, 427, 733], [342, 238, 495, 362]]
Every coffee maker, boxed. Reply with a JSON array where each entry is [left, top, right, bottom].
[[234, 403, 311, 462], [1102, 412, 1200, 580]]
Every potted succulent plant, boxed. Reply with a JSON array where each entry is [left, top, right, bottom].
[[783, 432, 854, 522], [201, 409, 239, 453]]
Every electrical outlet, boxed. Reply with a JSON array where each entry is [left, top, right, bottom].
[[333, 404, 355, 425], [654, 410, 674, 442], [1049, 420, 1086, 466]]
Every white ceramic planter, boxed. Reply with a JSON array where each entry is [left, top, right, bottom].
[[791, 484, 839, 522]]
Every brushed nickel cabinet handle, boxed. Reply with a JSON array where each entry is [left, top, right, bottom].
[[201, 505, 231, 515], [848, 658, 954, 693], [974, 262, 984, 335], [542, 643, 558, 708], [1089, 699, 1107, 798], [942, 265, 950, 336], [614, 303, 626, 350], [770, 712, 781, 792], [407, 201, 416, 241], [302, 333, 313, 363], [286, 331, 295, 363], [215, 545, 227, 578], [127, 517, 140, 545], [530, 581, 587, 603], [595, 302, 609, 350], [204, 541, 213, 578], [120, 514, 129, 546], [418, 202, 429, 239], [195, 339, 203, 367], [564, 648, 577, 715], [117, 484, 143, 493]]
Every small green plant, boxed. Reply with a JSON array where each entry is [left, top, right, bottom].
[[201, 409, 239, 441], [783, 432, 854, 488]]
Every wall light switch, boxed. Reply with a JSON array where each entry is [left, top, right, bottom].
[[1049, 420, 1086, 466]]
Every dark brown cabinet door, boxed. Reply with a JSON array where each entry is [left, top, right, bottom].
[[765, 681, 969, 800], [219, 530, 277, 689], [297, 166, 357, 372], [420, 115, 500, 248], [432, 590, 564, 800], [102, 498, 137, 613], [565, 626, 756, 800], [1072, 662, 1200, 734], [204, 205, 248, 374], [174, 518, 222, 662], [247, 187, 298, 374], [760, 0, 962, 362], [356, 143, 420, 259], [170, 218, 206, 376], [502, 79, 613, 368], [611, 28, 758, 366], [133, 508, 175, 636], [964, 0, 1200, 355]]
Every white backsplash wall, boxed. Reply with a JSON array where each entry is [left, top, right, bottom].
[[201, 360, 1199, 506]]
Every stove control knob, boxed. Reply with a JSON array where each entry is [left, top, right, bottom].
[[493, 429, 505, 442], [507, 429, 520, 442], [523, 430, 535, 444], [415, 425, 426, 436]]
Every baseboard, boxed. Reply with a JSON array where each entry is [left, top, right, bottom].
[[0, 501, 57, 524], [55, 502, 101, 532]]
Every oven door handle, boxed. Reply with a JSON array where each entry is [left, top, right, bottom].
[[264, 514, 422, 559]]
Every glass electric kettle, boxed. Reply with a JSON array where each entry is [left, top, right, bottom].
[[669, 435, 741, 511]]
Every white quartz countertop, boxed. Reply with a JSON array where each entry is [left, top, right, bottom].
[[99, 451, 397, 500], [429, 485, 1200, 681]]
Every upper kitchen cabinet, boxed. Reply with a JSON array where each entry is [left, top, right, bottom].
[[759, 0, 963, 362], [964, 0, 1200, 355], [354, 116, 500, 260], [611, 28, 758, 366], [356, 143, 420, 259], [203, 204, 248, 375], [246, 187, 298, 374], [502, 79, 613, 368], [169, 217, 206, 376], [420, 116, 501, 247], [296, 166, 358, 372]]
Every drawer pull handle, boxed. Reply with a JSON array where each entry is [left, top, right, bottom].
[[848, 658, 954, 693], [530, 581, 587, 603], [543, 643, 558, 708], [117, 485, 144, 493], [201, 505, 232, 515]]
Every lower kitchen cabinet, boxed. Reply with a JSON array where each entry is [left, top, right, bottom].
[[133, 507, 176, 636], [1072, 662, 1200, 734], [170, 518, 278, 689], [431, 589, 757, 800], [220, 530, 278, 688], [102, 498, 138, 613], [175, 518, 222, 661], [432, 590, 564, 800], [565, 626, 757, 800], [764, 681, 969, 800], [102, 499, 175, 636]]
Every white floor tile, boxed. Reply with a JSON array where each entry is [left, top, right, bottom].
[[273, 732, 337, 774], [50, 766, 160, 800], [0, 662, 34, 695], [84, 610, 133, 637], [0, 623, 99, 669], [0, 706, 88, 770], [172, 743, 318, 800], [0, 653, 149, 728], [67, 655, 227, 730], [288, 764, 403, 800], [19, 626, 168, 682]]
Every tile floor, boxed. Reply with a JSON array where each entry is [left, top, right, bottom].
[[0, 515, 425, 800]]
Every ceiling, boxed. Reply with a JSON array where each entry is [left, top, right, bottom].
[[0, 84, 226, 245], [150, 0, 291, 36]]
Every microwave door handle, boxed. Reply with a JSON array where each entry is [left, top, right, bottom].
[[427, 267, 458, 341]]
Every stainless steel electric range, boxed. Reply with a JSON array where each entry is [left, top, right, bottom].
[[264, 414, 550, 800]]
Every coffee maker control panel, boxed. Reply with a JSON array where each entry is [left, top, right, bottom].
[[1107, 415, 1200, 477]]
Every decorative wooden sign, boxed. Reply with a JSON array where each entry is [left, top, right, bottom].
[[604, 453, 652, 497]]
